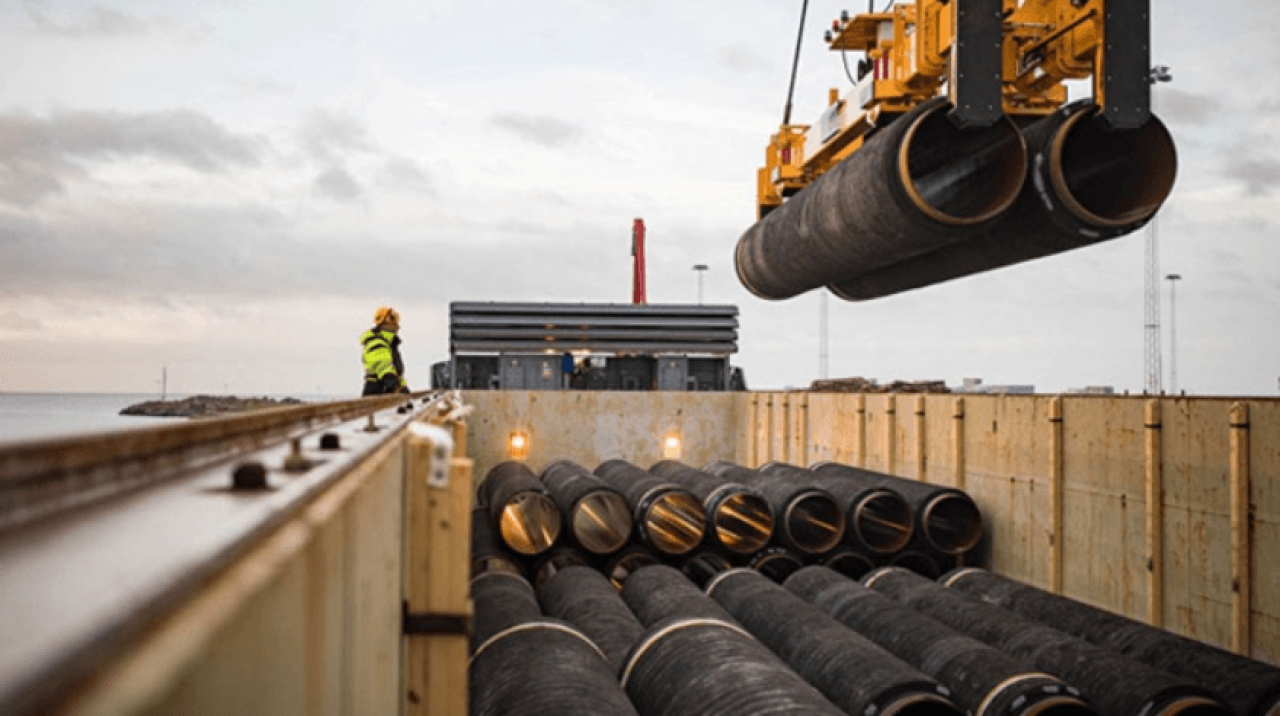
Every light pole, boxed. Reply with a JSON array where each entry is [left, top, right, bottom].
[[693, 264, 708, 304], [1143, 65, 1172, 394], [819, 292, 829, 380], [1166, 273, 1182, 394]]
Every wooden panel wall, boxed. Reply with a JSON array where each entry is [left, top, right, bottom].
[[749, 391, 1279, 665]]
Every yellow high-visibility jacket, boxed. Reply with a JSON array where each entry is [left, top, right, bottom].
[[361, 328, 405, 388]]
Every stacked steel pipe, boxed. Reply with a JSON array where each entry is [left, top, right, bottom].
[[649, 460, 774, 554], [865, 567, 1232, 716], [594, 459, 706, 556], [786, 566, 1097, 716], [707, 568, 963, 716], [943, 568, 1280, 716], [703, 460, 845, 555], [619, 565, 847, 716], [476, 461, 561, 556], [469, 570, 638, 716], [540, 460, 633, 555], [538, 565, 644, 671]]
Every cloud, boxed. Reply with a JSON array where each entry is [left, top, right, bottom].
[[1157, 88, 1217, 126], [0, 109, 267, 207], [1222, 154, 1280, 197], [298, 109, 374, 163], [715, 43, 770, 73], [18, 0, 185, 38], [312, 166, 364, 203], [488, 113, 584, 148], [0, 311, 41, 331], [375, 157, 434, 194]]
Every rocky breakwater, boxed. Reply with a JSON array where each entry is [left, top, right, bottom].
[[121, 395, 304, 418]]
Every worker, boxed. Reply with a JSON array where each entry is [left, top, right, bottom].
[[361, 306, 409, 395]]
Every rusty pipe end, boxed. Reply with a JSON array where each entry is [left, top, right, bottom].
[[712, 492, 774, 554], [499, 491, 561, 556], [922, 493, 983, 555], [784, 489, 846, 555], [1050, 107, 1177, 229], [643, 491, 706, 556], [853, 488, 914, 553], [898, 102, 1028, 227]]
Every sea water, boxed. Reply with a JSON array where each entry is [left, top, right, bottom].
[[0, 393, 346, 445]]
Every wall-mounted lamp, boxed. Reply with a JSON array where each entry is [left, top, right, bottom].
[[508, 431, 530, 460], [662, 432, 683, 460]]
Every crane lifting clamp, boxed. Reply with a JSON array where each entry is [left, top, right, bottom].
[[758, 0, 1153, 217]]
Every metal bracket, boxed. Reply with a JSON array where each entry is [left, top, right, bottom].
[[949, 0, 1004, 128], [403, 603, 471, 636]]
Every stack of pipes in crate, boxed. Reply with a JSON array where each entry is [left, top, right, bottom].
[[468, 457, 1280, 716]]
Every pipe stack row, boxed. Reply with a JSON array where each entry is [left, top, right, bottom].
[[473, 458, 987, 589], [735, 98, 1178, 301], [470, 559, 1280, 716]]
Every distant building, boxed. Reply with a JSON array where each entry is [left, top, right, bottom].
[[432, 302, 745, 391], [953, 377, 1035, 395], [1066, 386, 1116, 395]]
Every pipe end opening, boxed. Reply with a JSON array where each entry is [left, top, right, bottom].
[[645, 491, 706, 555], [714, 493, 775, 554], [786, 491, 846, 554], [1018, 696, 1098, 716], [573, 491, 633, 555], [499, 492, 561, 555], [1154, 697, 1232, 716], [923, 494, 984, 554], [824, 551, 876, 581], [881, 693, 965, 716], [855, 490, 915, 553], [1054, 109, 1178, 228]]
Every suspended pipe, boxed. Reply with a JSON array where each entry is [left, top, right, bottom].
[[786, 566, 1097, 716], [821, 549, 877, 581], [811, 462, 982, 555], [529, 546, 591, 590], [538, 565, 645, 671], [594, 459, 705, 556], [749, 545, 806, 583], [736, 96, 1028, 300], [540, 459, 633, 555], [708, 568, 963, 716], [649, 460, 775, 554], [828, 104, 1177, 300], [944, 568, 1280, 716], [864, 567, 1232, 716], [763, 462, 913, 554], [619, 566, 847, 716], [471, 505, 524, 578], [704, 461, 845, 555], [476, 461, 561, 556], [602, 545, 662, 589]]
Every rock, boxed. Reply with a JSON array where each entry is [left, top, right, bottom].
[[120, 395, 304, 418]]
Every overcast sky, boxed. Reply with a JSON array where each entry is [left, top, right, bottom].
[[1, 0, 1277, 396]]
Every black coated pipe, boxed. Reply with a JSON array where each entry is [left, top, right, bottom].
[[594, 459, 705, 556], [763, 461, 913, 553], [470, 505, 524, 578], [622, 564, 736, 626], [470, 571, 544, 652], [944, 568, 1280, 716], [541, 459, 633, 555], [736, 96, 1028, 300], [749, 545, 806, 583], [811, 462, 982, 555], [829, 104, 1177, 300], [529, 546, 591, 590], [786, 566, 1097, 716], [821, 549, 876, 581], [649, 460, 775, 554], [889, 549, 946, 580], [538, 565, 645, 671], [619, 566, 846, 716], [602, 545, 661, 589], [709, 568, 962, 716], [704, 460, 845, 555], [864, 567, 1232, 716], [476, 461, 561, 556]]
